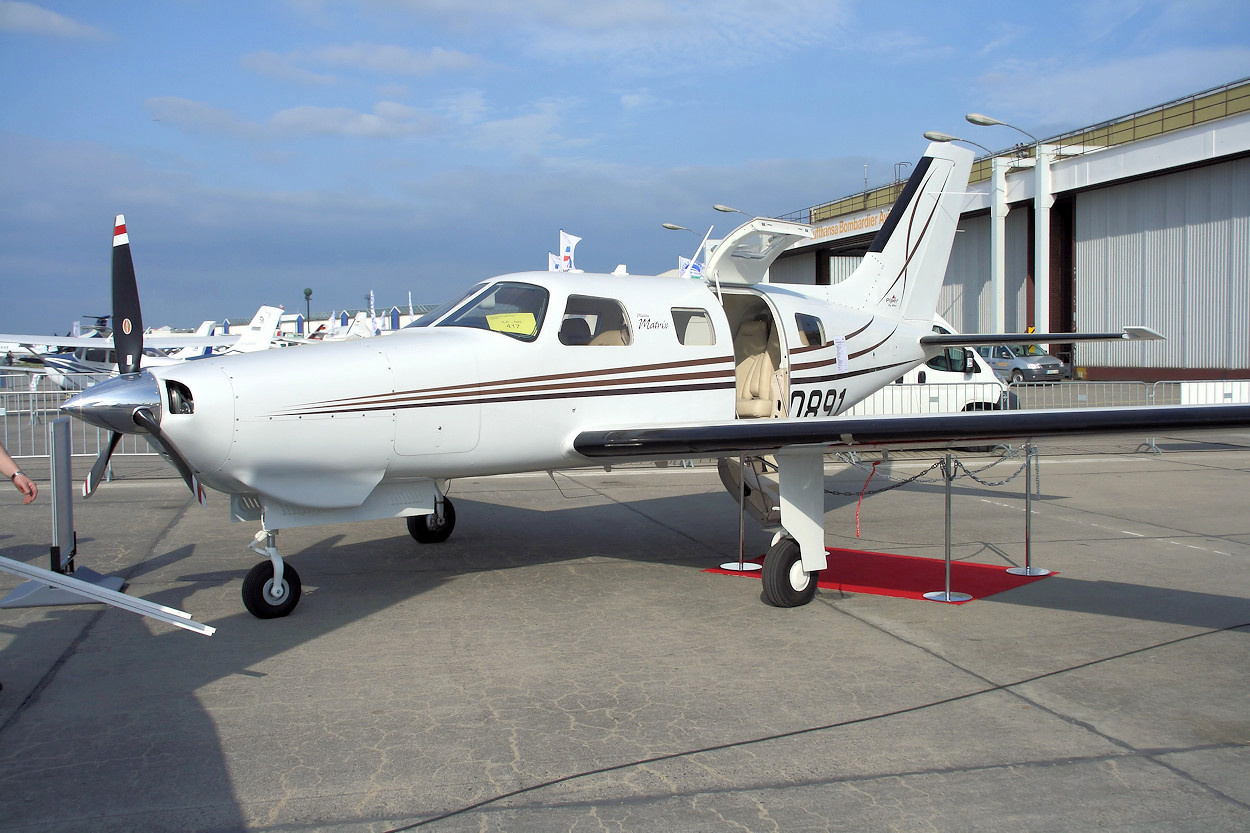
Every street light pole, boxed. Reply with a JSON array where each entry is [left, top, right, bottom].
[[966, 114, 1053, 341], [303, 288, 312, 335]]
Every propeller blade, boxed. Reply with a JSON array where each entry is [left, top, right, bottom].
[[132, 407, 207, 507], [111, 215, 144, 375], [83, 431, 123, 498]]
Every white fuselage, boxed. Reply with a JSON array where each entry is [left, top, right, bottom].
[[148, 271, 932, 523]]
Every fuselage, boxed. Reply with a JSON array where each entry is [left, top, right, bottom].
[[126, 270, 932, 514]]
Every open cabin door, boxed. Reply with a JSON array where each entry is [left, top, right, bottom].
[[703, 217, 811, 420]]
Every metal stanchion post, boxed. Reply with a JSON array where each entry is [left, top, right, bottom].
[[722, 456, 762, 572], [1007, 443, 1051, 576], [925, 453, 972, 603]]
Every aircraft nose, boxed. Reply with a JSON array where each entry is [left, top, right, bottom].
[[61, 371, 163, 434]]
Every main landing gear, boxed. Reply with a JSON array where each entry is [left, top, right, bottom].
[[406, 496, 456, 544], [243, 530, 302, 619], [761, 536, 818, 608]]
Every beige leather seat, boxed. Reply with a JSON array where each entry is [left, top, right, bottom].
[[735, 319, 776, 418]]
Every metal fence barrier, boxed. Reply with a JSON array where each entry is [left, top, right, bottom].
[[1, 371, 158, 461]]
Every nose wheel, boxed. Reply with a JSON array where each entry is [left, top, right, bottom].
[[243, 530, 302, 618]]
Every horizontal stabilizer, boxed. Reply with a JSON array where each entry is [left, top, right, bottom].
[[921, 326, 1164, 347]]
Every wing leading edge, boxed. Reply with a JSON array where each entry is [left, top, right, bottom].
[[573, 404, 1250, 461]]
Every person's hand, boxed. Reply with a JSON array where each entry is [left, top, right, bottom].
[[12, 473, 37, 504]]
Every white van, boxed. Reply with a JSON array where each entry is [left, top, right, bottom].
[[844, 315, 1016, 416]]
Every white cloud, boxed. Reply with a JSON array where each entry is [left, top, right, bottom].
[[146, 97, 262, 139], [0, 1, 105, 38], [298, 0, 850, 71], [270, 101, 442, 138], [241, 51, 337, 85], [973, 47, 1250, 130], [312, 43, 483, 74], [469, 100, 567, 156], [242, 43, 484, 84], [147, 96, 443, 140]]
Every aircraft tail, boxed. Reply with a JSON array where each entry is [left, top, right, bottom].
[[826, 142, 973, 324], [230, 306, 284, 352]]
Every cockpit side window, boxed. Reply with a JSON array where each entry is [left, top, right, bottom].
[[559, 295, 633, 346], [438, 282, 549, 341], [671, 308, 716, 345]]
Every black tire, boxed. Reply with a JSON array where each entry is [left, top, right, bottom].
[[762, 537, 818, 607], [407, 497, 456, 543], [1010, 369, 1024, 385], [242, 560, 301, 619]]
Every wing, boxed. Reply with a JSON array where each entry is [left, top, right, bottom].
[[573, 404, 1250, 461]]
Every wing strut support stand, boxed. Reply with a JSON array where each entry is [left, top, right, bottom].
[[776, 449, 828, 575]]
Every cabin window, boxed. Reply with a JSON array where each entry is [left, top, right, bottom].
[[84, 348, 110, 363], [672, 308, 716, 346], [438, 281, 548, 342], [795, 313, 825, 346], [559, 295, 632, 345]]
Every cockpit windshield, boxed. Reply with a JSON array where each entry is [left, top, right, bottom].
[[436, 281, 549, 342], [405, 282, 489, 328]]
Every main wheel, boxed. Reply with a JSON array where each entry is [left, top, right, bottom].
[[242, 561, 302, 619], [762, 537, 818, 607], [407, 497, 456, 543]]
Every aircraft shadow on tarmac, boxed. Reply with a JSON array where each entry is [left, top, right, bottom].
[[2, 486, 1248, 830]]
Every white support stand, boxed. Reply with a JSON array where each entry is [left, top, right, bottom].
[[0, 556, 214, 635], [1007, 444, 1051, 577], [0, 417, 125, 608], [925, 453, 972, 603]]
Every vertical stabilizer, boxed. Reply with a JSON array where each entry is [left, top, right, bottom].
[[230, 306, 284, 352], [827, 142, 973, 323]]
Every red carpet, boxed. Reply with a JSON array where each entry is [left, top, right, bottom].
[[706, 548, 1052, 604]]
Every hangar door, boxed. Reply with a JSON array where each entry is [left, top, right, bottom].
[[1074, 157, 1250, 372]]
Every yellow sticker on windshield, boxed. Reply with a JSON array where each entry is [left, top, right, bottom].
[[486, 312, 537, 335]]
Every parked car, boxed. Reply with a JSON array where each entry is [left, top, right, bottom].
[[976, 343, 1071, 384]]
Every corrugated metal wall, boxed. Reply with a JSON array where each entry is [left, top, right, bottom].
[[769, 250, 814, 285], [1075, 157, 1250, 369], [936, 212, 1030, 333]]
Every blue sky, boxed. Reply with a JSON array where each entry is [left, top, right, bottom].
[[2, 0, 1247, 334]]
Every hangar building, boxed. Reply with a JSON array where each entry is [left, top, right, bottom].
[[771, 78, 1250, 380]]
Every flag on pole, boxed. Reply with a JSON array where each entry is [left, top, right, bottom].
[[678, 256, 704, 278], [559, 230, 581, 271], [548, 252, 560, 271]]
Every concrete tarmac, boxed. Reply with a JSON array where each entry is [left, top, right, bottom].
[[1, 435, 1249, 832]]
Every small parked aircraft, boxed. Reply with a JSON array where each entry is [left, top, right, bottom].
[[61, 143, 1250, 618], [1, 303, 286, 389]]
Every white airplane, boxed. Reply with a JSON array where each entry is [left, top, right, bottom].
[[61, 143, 1250, 619]]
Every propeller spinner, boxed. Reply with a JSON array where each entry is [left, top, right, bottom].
[[61, 215, 207, 506]]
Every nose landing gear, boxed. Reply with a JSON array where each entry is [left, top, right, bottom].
[[243, 529, 302, 618]]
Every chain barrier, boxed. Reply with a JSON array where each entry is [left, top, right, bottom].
[[826, 445, 1034, 497]]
